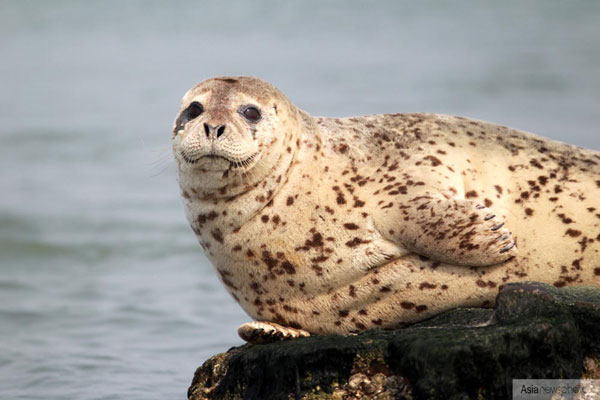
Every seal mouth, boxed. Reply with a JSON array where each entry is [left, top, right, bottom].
[[180, 151, 203, 164], [180, 151, 258, 169]]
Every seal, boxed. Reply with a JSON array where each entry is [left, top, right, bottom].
[[173, 76, 600, 343]]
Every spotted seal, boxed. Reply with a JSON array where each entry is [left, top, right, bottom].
[[173, 76, 600, 343]]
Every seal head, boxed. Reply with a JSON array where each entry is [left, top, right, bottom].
[[173, 76, 302, 199]]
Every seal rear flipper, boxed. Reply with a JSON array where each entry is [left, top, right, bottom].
[[381, 195, 517, 267], [238, 321, 310, 344]]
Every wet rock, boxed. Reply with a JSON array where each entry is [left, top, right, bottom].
[[188, 282, 600, 400]]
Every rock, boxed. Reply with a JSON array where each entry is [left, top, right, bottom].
[[188, 282, 600, 400]]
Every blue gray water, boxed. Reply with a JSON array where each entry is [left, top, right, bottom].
[[1, 1, 598, 398]]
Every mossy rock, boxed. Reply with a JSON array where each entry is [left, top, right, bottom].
[[188, 282, 600, 400]]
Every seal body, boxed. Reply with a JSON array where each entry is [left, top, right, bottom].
[[173, 76, 600, 335]]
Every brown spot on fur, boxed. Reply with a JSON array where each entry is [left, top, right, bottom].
[[221, 277, 238, 290], [232, 244, 242, 251], [558, 213, 573, 224], [197, 211, 219, 225], [401, 301, 415, 309], [554, 185, 563, 194], [530, 159, 544, 169], [465, 190, 478, 198], [261, 215, 269, 223], [353, 199, 366, 207], [594, 268, 600, 276], [345, 237, 371, 248], [211, 229, 224, 244], [311, 255, 329, 263], [415, 305, 428, 313], [216, 78, 238, 84], [332, 186, 346, 205], [338, 310, 349, 318], [494, 185, 503, 195], [343, 223, 360, 230], [419, 282, 437, 290], [337, 144, 349, 154], [484, 198, 493, 207], [261, 251, 278, 270], [424, 155, 442, 167], [281, 261, 296, 275], [349, 285, 357, 297], [286, 196, 294, 206], [565, 229, 582, 238], [296, 231, 325, 251], [553, 281, 567, 288], [525, 208, 534, 216]]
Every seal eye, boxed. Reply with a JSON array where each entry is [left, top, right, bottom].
[[242, 106, 261, 122], [186, 102, 204, 120]]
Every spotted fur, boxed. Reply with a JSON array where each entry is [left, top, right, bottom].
[[173, 76, 600, 338]]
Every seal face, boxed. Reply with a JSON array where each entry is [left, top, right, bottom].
[[173, 77, 301, 200], [174, 76, 600, 340]]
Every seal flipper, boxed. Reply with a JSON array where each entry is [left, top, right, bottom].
[[387, 195, 517, 267], [238, 321, 310, 344]]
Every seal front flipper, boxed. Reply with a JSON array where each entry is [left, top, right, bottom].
[[238, 321, 310, 344], [382, 194, 517, 267]]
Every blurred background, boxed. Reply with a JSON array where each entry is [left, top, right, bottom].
[[0, 1, 598, 399]]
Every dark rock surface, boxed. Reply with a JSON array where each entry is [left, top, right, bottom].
[[188, 282, 600, 400]]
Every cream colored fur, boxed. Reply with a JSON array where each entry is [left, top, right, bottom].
[[173, 76, 600, 336]]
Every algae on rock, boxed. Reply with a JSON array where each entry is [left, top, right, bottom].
[[188, 282, 600, 400]]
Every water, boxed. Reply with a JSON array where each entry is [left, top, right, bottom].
[[1, 1, 598, 398]]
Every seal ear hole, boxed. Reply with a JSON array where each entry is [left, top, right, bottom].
[[242, 106, 261, 123], [186, 102, 204, 120]]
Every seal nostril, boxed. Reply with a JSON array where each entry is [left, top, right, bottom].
[[216, 125, 226, 138], [204, 123, 210, 138]]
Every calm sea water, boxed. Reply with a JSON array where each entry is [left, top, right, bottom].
[[1, 1, 598, 399]]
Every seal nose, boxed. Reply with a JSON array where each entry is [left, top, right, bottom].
[[204, 123, 226, 139]]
